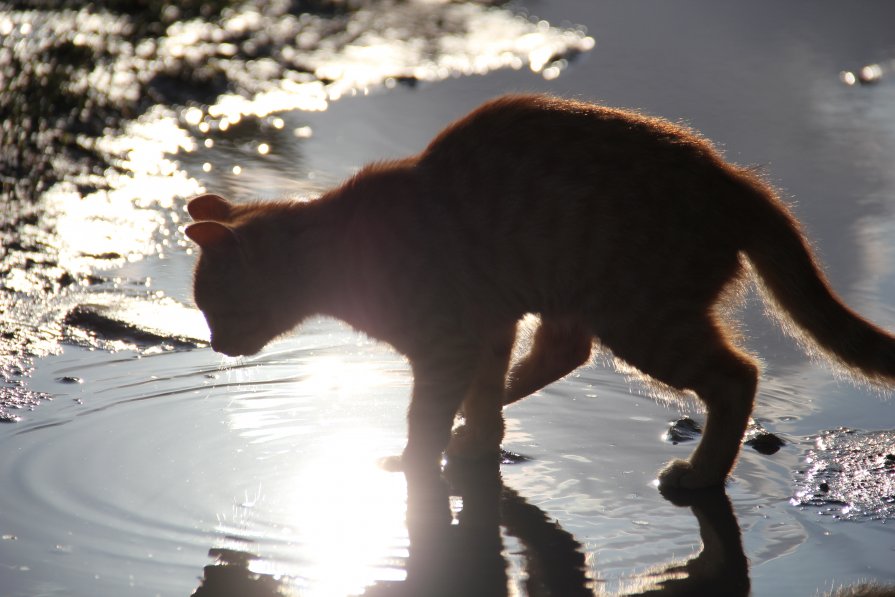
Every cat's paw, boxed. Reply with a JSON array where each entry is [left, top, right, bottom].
[[658, 459, 726, 490], [446, 424, 501, 462]]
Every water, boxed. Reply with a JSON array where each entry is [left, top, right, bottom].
[[3, 1, 895, 595]]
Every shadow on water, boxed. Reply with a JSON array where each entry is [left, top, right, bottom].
[[192, 461, 750, 597]]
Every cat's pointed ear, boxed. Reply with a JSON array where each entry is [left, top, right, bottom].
[[187, 193, 235, 222], [185, 221, 239, 251]]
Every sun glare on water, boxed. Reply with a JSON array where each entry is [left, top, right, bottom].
[[215, 346, 413, 594], [275, 429, 409, 595]]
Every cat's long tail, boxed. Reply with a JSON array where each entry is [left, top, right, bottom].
[[738, 173, 895, 385]]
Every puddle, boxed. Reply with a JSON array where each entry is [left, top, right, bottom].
[[0, 335, 752, 596]]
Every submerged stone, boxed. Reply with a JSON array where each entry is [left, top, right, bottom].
[[55, 376, 83, 384], [743, 420, 785, 455], [664, 417, 702, 444], [500, 449, 531, 465], [664, 416, 784, 455]]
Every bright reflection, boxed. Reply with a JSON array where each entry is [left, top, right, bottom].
[[217, 346, 412, 594], [278, 430, 408, 595], [311, 3, 594, 100], [224, 348, 409, 445], [188, 3, 593, 128], [45, 105, 202, 275], [299, 355, 400, 397], [214, 430, 409, 596]]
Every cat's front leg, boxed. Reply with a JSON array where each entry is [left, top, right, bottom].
[[402, 348, 479, 476], [447, 327, 516, 461]]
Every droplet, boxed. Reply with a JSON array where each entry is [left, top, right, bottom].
[[183, 107, 203, 126], [859, 64, 883, 84]]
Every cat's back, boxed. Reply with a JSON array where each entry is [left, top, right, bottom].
[[420, 94, 717, 169]]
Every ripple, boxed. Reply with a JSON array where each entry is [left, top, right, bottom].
[[0, 332, 417, 595]]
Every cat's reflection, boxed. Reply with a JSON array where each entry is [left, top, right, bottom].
[[192, 461, 750, 596], [366, 459, 595, 597], [622, 485, 748, 597], [384, 461, 749, 597]]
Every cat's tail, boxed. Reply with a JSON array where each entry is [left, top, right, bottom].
[[737, 172, 895, 385]]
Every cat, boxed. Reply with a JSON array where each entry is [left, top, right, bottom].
[[185, 93, 895, 489]]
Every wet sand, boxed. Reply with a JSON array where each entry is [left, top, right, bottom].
[[2, 1, 895, 596]]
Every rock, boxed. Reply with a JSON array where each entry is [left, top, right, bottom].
[[55, 376, 83, 384], [500, 449, 531, 465], [664, 417, 702, 444], [664, 416, 785, 455], [743, 420, 785, 455]]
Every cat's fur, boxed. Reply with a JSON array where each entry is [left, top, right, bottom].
[[186, 94, 895, 489]]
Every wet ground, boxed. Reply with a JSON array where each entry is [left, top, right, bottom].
[[2, 1, 895, 596]]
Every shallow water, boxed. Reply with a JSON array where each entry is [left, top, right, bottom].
[[3, 1, 895, 596]]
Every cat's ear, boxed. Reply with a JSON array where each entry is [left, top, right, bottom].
[[187, 193, 235, 222], [185, 221, 239, 251]]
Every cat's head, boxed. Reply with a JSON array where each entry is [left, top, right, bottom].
[[185, 194, 289, 357]]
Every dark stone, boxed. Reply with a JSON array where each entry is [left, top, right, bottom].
[[665, 417, 702, 444], [744, 431, 786, 455], [743, 419, 785, 455], [55, 376, 83, 384], [500, 449, 531, 465]]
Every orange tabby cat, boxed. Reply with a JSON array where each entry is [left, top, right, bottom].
[[185, 94, 895, 489]]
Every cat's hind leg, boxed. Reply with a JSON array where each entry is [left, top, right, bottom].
[[504, 318, 593, 406], [447, 325, 516, 461], [603, 316, 758, 489]]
